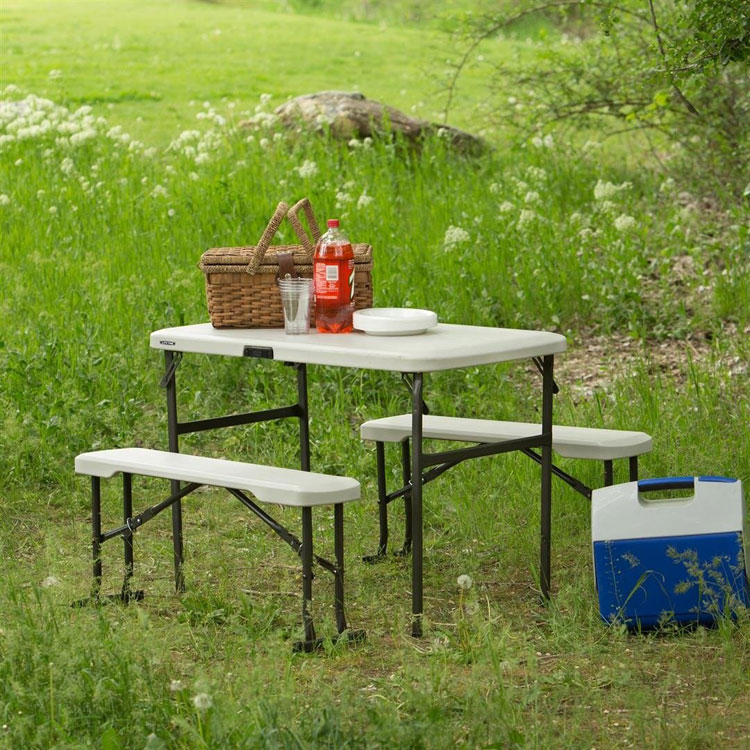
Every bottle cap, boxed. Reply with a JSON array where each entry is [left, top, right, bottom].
[[327, 219, 340, 228]]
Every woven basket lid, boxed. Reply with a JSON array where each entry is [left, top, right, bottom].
[[200, 243, 373, 273]]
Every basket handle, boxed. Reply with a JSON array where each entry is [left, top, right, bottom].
[[286, 198, 321, 259], [246, 201, 290, 275]]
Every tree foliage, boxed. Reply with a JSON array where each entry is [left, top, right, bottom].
[[446, 0, 750, 191]]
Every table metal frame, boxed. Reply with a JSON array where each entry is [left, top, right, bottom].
[[158, 345, 557, 638]]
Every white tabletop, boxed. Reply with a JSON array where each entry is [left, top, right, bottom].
[[151, 323, 565, 372]]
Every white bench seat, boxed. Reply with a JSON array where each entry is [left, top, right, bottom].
[[75, 448, 360, 506], [75, 447, 363, 651], [360, 415, 652, 461]]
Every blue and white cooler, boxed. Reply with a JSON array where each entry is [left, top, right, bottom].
[[592, 476, 750, 628]]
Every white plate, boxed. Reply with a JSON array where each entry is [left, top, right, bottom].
[[353, 308, 438, 336]]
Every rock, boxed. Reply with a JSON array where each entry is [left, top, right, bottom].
[[255, 91, 487, 154]]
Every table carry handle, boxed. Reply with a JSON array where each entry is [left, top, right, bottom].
[[246, 201, 290, 275], [286, 197, 321, 258]]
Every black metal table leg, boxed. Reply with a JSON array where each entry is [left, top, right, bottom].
[[399, 439, 413, 556], [375, 441, 388, 556], [164, 351, 185, 593], [540, 355, 554, 600], [297, 363, 310, 472], [299, 506, 317, 649], [122, 472, 134, 597], [334, 503, 347, 633], [411, 373, 424, 637]]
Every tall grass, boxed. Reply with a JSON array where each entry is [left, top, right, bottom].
[[0, 60, 748, 750]]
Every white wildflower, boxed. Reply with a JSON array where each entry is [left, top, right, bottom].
[[272, 132, 283, 142], [579, 227, 594, 239], [41, 576, 60, 588], [489, 182, 501, 195], [362, 136, 373, 148], [296, 159, 318, 179], [659, 177, 675, 194], [194, 152, 210, 164], [151, 185, 168, 198], [348, 138, 362, 149], [598, 200, 616, 214], [357, 192, 374, 209], [259, 137, 269, 149], [526, 166, 547, 183], [170, 680, 184, 692], [517, 209, 536, 229], [14, 158, 22, 166], [443, 225, 470, 251], [335, 191, 352, 208], [499, 201, 514, 213], [594, 179, 631, 201], [189, 171, 199, 181], [48, 206, 57, 215], [457, 574, 473, 591], [60, 156, 76, 176], [192, 693, 213, 711], [524, 190, 540, 205], [582, 140, 601, 153], [0, 194, 10, 206], [614, 214, 637, 232], [531, 136, 544, 148], [167, 208, 176, 217], [260, 93, 272, 105], [70, 129, 96, 145], [48, 69, 62, 80], [543, 134, 554, 149]]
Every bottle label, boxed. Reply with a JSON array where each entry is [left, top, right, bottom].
[[315, 259, 354, 302]]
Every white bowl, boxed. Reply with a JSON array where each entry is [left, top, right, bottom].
[[353, 308, 438, 336]]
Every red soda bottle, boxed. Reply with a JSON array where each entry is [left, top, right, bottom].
[[314, 219, 354, 333]]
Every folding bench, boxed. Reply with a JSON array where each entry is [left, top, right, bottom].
[[360, 415, 652, 559], [75, 448, 364, 652]]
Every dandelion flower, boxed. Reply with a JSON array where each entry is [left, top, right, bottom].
[[457, 574, 473, 590], [192, 693, 213, 711], [151, 185, 168, 198]]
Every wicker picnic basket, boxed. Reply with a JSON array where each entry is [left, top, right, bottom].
[[199, 198, 373, 328]]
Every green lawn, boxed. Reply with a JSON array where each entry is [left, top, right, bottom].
[[1, 0, 523, 146], [1, 1, 749, 747]]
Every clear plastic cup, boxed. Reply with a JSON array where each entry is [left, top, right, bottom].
[[278, 277, 314, 335]]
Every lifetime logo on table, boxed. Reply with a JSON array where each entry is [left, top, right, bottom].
[[160, 340, 176, 346]]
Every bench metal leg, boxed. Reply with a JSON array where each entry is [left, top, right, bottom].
[[334, 503, 347, 633], [629, 455, 639, 481], [92, 476, 102, 597], [604, 460, 614, 487], [299, 506, 317, 648]]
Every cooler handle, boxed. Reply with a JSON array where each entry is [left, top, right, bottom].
[[637, 476, 694, 492]]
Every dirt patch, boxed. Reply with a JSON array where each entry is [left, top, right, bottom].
[[555, 324, 749, 397]]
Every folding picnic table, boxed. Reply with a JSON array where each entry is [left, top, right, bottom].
[[150, 322, 566, 636]]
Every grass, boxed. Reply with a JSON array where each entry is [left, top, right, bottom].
[[1, 0, 749, 747]]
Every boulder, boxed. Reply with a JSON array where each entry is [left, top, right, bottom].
[[260, 91, 487, 153]]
